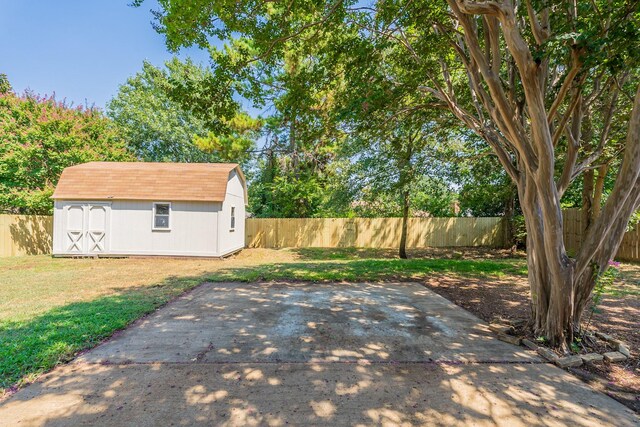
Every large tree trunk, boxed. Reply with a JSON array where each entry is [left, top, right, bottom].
[[399, 189, 409, 259], [592, 165, 608, 219], [520, 87, 640, 347], [520, 159, 638, 348], [581, 169, 595, 236], [518, 173, 576, 347]]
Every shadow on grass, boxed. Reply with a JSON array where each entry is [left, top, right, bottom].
[[207, 258, 528, 283], [292, 247, 402, 260], [0, 275, 202, 392], [291, 247, 527, 261]]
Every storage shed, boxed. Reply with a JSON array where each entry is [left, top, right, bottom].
[[52, 162, 247, 257]]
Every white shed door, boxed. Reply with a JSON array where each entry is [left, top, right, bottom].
[[64, 203, 110, 255], [65, 205, 85, 253], [87, 205, 108, 253]]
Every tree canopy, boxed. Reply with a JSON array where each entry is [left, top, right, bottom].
[[0, 90, 133, 214], [108, 58, 259, 163]]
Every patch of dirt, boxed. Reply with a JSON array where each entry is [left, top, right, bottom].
[[423, 275, 531, 322], [422, 273, 640, 413]]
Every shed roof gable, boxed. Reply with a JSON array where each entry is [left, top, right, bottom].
[[52, 162, 247, 203]]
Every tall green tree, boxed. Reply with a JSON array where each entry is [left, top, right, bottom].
[[108, 60, 211, 162], [330, 28, 461, 256], [0, 90, 133, 214], [343, 118, 455, 258], [222, 39, 344, 217], [193, 112, 262, 162], [108, 58, 258, 163], [458, 155, 517, 218]]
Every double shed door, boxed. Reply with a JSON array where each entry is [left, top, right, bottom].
[[64, 203, 111, 255]]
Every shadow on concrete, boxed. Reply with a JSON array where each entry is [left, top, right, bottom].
[[2, 360, 634, 426]]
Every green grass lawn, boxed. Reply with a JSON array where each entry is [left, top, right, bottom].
[[0, 247, 635, 396], [207, 257, 528, 282]]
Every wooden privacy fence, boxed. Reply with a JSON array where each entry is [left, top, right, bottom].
[[245, 217, 508, 249], [563, 208, 640, 262], [0, 215, 53, 257], [2, 213, 639, 260]]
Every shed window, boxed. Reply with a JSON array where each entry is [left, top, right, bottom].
[[230, 206, 236, 231], [153, 203, 171, 230]]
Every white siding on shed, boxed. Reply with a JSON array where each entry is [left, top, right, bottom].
[[54, 200, 222, 257], [217, 169, 246, 256]]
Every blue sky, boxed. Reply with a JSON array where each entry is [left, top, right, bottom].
[[0, 1, 213, 109]]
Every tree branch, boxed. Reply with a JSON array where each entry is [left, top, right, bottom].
[[547, 53, 582, 124], [448, 0, 535, 169], [551, 77, 585, 147], [525, 0, 550, 45], [456, 0, 507, 16], [576, 84, 640, 278]]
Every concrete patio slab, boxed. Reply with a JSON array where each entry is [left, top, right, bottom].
[[1, 282, 637, 426], [79, 282, 537, 364]]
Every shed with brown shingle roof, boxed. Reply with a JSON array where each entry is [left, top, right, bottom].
[[52, 162, 247, 204], [52, 162, 247, 258]]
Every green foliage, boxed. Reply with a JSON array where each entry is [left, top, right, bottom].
[[136, 0, 640, 228], [249, 156, 328, 217], [0, 74, 11, 94], [193, 113, 262, 161], [628, 210, 640, 231], [511, 215, 528, 249], [139, 1, 482, 220], [335, 80, 459, 218], [457, 148, 518, 217], [411, 180, 458, 217], [107, 60, 209, 162], [108, 58, 256, 163], [0, 91, 133, 214]]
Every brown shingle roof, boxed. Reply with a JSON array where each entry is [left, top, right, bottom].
[[52, 162, 247, 203]]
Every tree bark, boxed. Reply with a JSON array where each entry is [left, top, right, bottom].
[[396, 137, 414, 259], [524, 86, 640, 347], [592, 165, 608, 219], [582, 169, 595, 236], [518, 176, 576, 347], [399, 189, 409, 259]]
